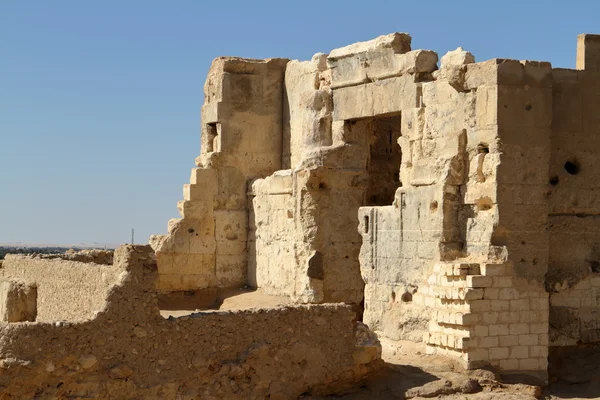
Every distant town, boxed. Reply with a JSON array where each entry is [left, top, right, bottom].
[[0, 244, 117, 260]]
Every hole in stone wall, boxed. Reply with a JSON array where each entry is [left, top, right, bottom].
[[364, 216, 369, 234], [475, 196, 494, 211], [477, 143, 490, 154], [549, 175, 559, 186], [401, 292, 413, 302], [564, 159, 580, 175], [430, 201, 438, 212], [391, 291, 396, 302], [205, 123, 218, 152], [525, 102, 533, 111]]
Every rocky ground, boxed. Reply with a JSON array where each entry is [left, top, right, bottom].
[[161, 290, 600, 400], [314, 338, 600, 400]]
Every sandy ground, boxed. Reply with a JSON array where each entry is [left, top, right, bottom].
[[160, 290, 600, 399]]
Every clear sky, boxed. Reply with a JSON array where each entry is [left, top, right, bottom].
[[1, 1, 598, 246]]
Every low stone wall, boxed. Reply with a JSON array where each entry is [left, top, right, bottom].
[[0, 246, 382, 399], [0, 255, 120, 322]]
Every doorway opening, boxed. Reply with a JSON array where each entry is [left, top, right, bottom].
[[365, 115, 402, 206]]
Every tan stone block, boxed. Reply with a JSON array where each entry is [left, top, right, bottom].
[[490, 300, 510, 312], [519, 311, 534, 323], [473, 325, 489, 337], [441, 334, 449, 347], [466, 275, 493, 288], [510, 324, 529, 335], [510, 346, 529, 359], [215, 210, 248, 242], [499, 358, 520, 370], [190, 168, 217, 186], [466, 348, 489, 362], [470, 300, 491, 312], [498, 311, 520, 324], [489, 347, 509, 360], [539, 334, 549, 346], [519, 358, 541, 371], [157, 252, 216, 276], [489, 324, 509, 336], [465, 60, 499, 89], [454, 336, 471, 350], [499, 288, 519, 300], [510, 299, 529, 311], [493, 277, 513, 287], [481, 263, 511, 276], [483, 312, 499, 324], [499, 335, 519, 347], [216, 254, 247, 288], [480, 336, 499, 348], [332, 75, 419, 121], [0, 281, 37, 322], [216, 240, 246, 256], [463, 288, 485, 300], [519, 334, 538, 346], [484, 288, 499, 299], [423, 332, 431, 343], [475, 85, 498, 129]]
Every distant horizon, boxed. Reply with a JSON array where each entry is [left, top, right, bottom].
[[0, 241, 122, 249]]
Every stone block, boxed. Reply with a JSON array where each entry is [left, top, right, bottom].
[[490, 324, 509, 336], [509, 324, 529, 335], [510, 346, 529, 359], [499, 335, 519, 347], [577, 34, 600, 73], [332, 75, 419, 121], [489, 346, 509, 360], [0, 281, 37, 322], [466, 275, 492, 288]]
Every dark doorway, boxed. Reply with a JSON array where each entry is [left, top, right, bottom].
[[365, 115, 402, 206]]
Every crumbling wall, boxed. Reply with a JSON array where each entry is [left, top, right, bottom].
[[151, 57, 289, 294], [416, 58, 553, 380], [547, 34, 600, 347], [248, 171, 297, 296], [0, 255, 120, 322], [0, 245, 382, 399]]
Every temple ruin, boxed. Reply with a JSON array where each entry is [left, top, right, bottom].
[[1, 32, 600, 397], [151, 32, 600, 381]]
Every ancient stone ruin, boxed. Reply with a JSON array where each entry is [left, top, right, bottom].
[[1, 32, 600, 397], [150, 32, 600, 382]]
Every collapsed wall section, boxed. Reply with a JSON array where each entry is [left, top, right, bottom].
[[0, 255, 120, 322], [151, 57, 288, 296], [249, 34, 439, 305], [0, 245, 382, 399], [417, 59, 553, 380]]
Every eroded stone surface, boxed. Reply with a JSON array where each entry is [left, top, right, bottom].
[[145, 32, 600, 380], [0, 246, 382, 398]]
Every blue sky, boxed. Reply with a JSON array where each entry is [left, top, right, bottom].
[[1, 1, 598, 246]]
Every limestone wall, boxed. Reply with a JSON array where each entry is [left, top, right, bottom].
[[0, 245, 381, 399], [547, 35, 600, 347], [248, 171, 297, 296], [151, 57, 289, 293], [147, 31, 600, 379], [0, 255, 120, 322]]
